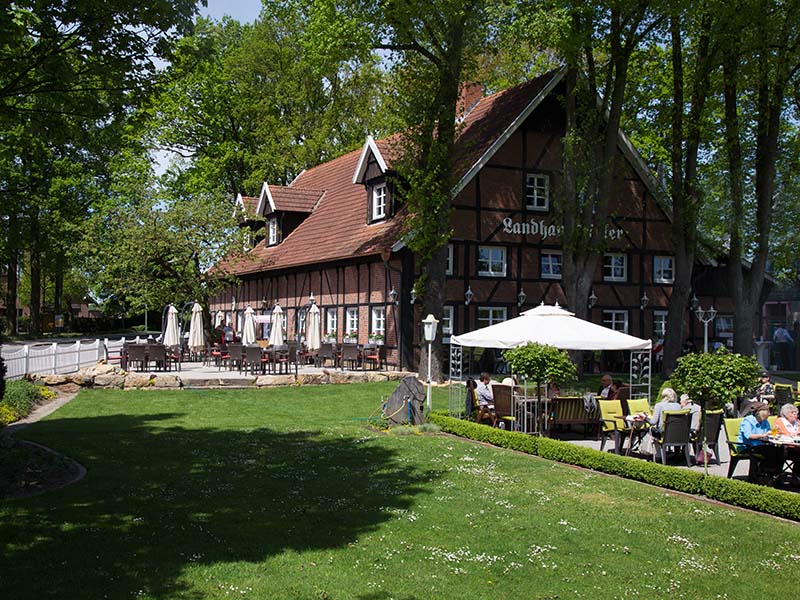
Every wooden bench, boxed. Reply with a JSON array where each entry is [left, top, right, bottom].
[[549, 396, 600, 436]]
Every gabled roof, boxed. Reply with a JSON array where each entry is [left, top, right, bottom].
[[352, 135, 389, 184], [218, 69, 668, 278], [234, 193, 259, 217]]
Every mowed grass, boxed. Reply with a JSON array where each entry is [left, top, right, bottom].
[[1, 382, 797, 600]]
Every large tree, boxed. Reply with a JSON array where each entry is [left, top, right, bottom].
[[0, 0, 201, 335], [307, 0, 492, 380]]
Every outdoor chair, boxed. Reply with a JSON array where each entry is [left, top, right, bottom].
[[725, 417, 767, 481], [775, 383, 795, 407], [225, 343, 243, 371], [694, 409, 724, 465], [652, 410, 692, 466], [106, 342, 127, 370], [126, 344, 148, 371], [364, 345, 386, 370], [340, 344, 360, 370], [316, 343, 335, 368], [491, 384, 516, 430], [616, 385, 631, 415], [147, 344, 169, 371], [243, 345, 264, 375], [549, 397, 598, 436], [598, 399, 628, 453], [275, 343, 298, 375]]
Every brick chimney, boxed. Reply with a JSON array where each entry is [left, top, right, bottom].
[[457, 82, 482, 120]]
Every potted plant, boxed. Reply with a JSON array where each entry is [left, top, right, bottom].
[[369, 333, 385, 345], [343, 332, 357, 344], [324, 329, 337, 343]]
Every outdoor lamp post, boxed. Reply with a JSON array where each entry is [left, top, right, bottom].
[[695, 304, 717, 353], [422, 313, 439, 413]]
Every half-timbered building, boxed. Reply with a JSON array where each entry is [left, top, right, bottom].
[[211, 69, 735, 371]]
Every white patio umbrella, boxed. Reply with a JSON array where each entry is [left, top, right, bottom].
[[188, 302, 205, 352], [306, 302, 321, 352], [163, 304, 180, 348], [269, 303, 285, 346], [242, 305, 257, 345], [215, 310, 225, 328]]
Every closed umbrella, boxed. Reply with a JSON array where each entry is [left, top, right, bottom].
[[306, 302, 321, 352], [188, 302, 205, 352], [242, 305, 257, 345], [269, 303, 284, 346], [163, 304, 180, 348]]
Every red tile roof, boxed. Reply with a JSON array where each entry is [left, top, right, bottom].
[[240, 195, 258, 215], [267, 186, 323, 213], [217, 71, 560, 277]]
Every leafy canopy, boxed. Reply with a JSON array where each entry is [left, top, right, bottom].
[[669, 348, 761, 410], [503, 343, 577, 387]]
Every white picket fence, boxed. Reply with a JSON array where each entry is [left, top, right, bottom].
[[1, 336, 149, 380]]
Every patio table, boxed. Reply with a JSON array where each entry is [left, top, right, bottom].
[[616, 415, 649, 456]]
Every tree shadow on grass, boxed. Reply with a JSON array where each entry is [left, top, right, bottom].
[[0, 413, 438, 599]]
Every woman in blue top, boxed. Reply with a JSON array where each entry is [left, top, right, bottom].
[[738, 402, 782, 478]]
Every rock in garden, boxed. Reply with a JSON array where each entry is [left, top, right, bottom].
[[384, 376, 425, 427]]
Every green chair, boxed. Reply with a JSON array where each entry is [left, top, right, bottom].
[[598, 399, 628, 453], [652, 410, 692, 466], [724, 417, 758, 479]]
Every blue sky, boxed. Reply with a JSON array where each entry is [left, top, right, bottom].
[[200, 0, 263, 23]]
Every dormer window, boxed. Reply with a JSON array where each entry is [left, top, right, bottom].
[[372, 184, 387, 221], [268, 218, 279, 246]]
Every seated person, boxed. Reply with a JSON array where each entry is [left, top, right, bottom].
[[475, 372, 497, 427], [465, 378, 478, 418], [737, 402, 782, 475], [598, 374, 617, 399], [775, 403, 800, 437], [546, 381, 560, 399], [646, 387, 682, 434], [679, 393, 702, 432], [755, 371, 775, 402]]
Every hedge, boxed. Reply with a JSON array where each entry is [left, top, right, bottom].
[[428, 411, 800, 521]]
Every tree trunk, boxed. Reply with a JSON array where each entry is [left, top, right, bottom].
[[418, 245, 448, 383], [29, 205, 42, 336], [5, 211, 19, 335]]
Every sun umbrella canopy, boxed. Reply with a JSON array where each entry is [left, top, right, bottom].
[[163, 305, 180, 348], [242, 305, 257, 345], [306, 302, 321, 351], [451, 302, 651, 351], [188, 302, 205, 352], [269, 303, 284, 346]]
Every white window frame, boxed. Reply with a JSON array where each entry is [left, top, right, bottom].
[[540, 250, 562, 280], [654, 256, 674, 284], [477, 306, 507, 329], [371, 306, 386, 336], [445, 244, 454, 275], [325, 309, 338, 336], [603, 310, 629, 334], [716, 315, 734, 338], [477, 246, 507, 277], [603, 253, 628, 282], [372, 183, 387, 220], [268, 218, 278, 245], [441, 306, 454, 335], [525, 173, 550, 211], [345, 307, 359, 336], [297, 309, 306, 339], [653, 310, 668, 339]]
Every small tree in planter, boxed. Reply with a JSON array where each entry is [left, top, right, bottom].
[[669, 348, 760, 410], [503, 343, 577, 430]]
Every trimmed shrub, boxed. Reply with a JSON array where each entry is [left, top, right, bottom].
[[702, 476, 800, 521], [430, 410, 797, 520]]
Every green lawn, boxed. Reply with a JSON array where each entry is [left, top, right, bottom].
[[1, 382, 796, 599]]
